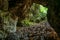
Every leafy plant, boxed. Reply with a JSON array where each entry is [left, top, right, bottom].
[[21, 3, 48, 26]]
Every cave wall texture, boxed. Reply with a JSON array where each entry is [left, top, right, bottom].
[[0, 0, 60, 37]]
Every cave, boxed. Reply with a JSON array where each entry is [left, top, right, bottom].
[[0, 0, 60, 38], [8, 0, 60, 35]]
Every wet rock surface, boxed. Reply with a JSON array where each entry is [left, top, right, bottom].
[[5, 22, 59, 40]]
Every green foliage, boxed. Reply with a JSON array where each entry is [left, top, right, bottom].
[[21, 18, 34, 26], [21, 3, 48, 26], [29, 3, 48, 22], [39, 5, 48, 19], [40, 5, 48, 13]]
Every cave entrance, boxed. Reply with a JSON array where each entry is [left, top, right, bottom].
[[20, 3, 49, 27], [29, 3, 48, 23]]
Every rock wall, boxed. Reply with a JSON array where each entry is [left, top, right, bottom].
[[47, 0, 60, 37], [5, 21, 59, 40], [0, 0, 60, 38]]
